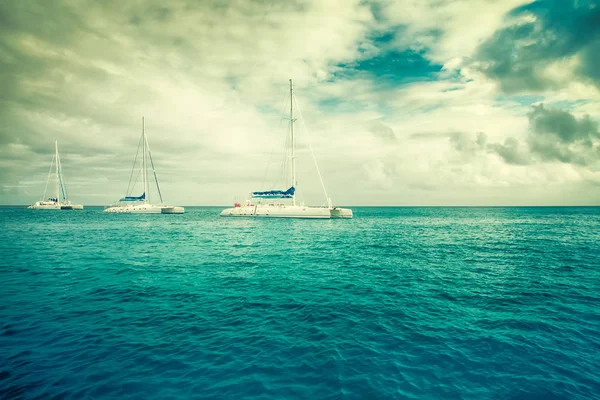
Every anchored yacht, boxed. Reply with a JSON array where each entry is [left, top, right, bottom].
[[28, 140, 83, 210], [220, 79, 352, 219], [104, 118, 184, 214]]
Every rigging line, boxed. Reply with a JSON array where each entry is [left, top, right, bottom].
[[42, 154, 55, 200], [145, 134, 163, 204], [126, 133, 144, 196], [147, 150, 163, 203], [57, 152, 68, 201], [293, 92, 329, 203], [56, 148, 68, 201], [59, 159, 65, 201]]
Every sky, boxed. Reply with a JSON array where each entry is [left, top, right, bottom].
[[1, 0, 599, 206]]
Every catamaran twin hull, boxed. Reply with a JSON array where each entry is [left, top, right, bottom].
[[104, 204, 185, 214], [220, 204, 352, 219], [28, 204, 83, 210], [104, 204, 163, 214], [60, 204, 84, 210], [330, 207, 353, 219], [28, 202, 61, 210]]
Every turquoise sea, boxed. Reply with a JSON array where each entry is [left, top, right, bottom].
[[1, 206, 599, 399]]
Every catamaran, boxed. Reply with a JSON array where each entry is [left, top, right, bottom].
[[104, 118, 184, 214], [220, 79, 352, 219], [28, 140, 83, 210]]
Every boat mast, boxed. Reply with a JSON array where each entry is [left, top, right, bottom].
[[54, 139, 59, 203], [290, 79, 296, 206], [142, 117, 148, 204], [56, 141, 66, 202]]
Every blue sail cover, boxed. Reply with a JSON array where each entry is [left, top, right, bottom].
[[252, 186, 295, 199], [120, 192, 145, 202]]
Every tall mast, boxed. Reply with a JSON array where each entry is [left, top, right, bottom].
[[56, 141, 66, 202], [54, 139, 59, 203], [142, 117, 148, 204], [290, 79, 296, 206]]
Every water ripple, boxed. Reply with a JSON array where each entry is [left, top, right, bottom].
[[1, 206, 599, 399]]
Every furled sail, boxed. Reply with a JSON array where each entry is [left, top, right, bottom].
[[119, 192, 145, 202], [252, 186, 295, 199]]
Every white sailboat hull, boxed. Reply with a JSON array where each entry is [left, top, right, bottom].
[[330, 207, 353, 219], [63, 204, 84, 210], [161, 206, 185, 214], [104, 204, 163, 214], [28, 201, 83, 210], [221, 205, 353, 219], [28, 202, 61, 210], [220, 204, 331, 219]]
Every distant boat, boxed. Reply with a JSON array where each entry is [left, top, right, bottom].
[[104, 118, 184, 214], [220, 79, 352, 219], [28, 140, 83, 210]]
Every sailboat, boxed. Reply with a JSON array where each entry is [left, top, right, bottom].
[[220, 79, 352, 219], [104, 118, 184, 214], [28, 140, 83, 210]]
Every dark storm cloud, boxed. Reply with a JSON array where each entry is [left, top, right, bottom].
[[475, 0, 600, 93]]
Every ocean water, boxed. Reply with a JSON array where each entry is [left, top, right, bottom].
[[1, 206, 599, 399]]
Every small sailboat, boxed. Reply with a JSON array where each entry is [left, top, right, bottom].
[[104, 118, 184, 214], [28, 140, 83, 210], [220, 79, 352, 219]]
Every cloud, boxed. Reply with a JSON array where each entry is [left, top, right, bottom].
[[474, 0, 600, 93], [437, 104, 599, 167], [374, 0, 532, 63], [488, 137, 531, 165], [449, 131, 488, 158], [526, 104, 600, 165], [366, 120, 396, 142], [528, 104, 599, 144]]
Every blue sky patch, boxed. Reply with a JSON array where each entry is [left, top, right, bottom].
[[338, 49, 443, 87], [496, 95, 545, 106]]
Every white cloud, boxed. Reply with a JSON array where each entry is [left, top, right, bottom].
[[378, 0, 533, 63]]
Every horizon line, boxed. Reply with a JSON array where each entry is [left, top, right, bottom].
[[1, 204, 600, 208]]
